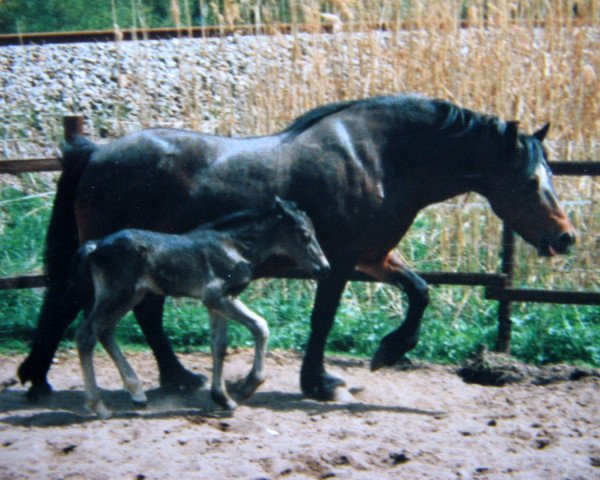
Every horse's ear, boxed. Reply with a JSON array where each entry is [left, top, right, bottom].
[[533, 123, 550, 142], [503, 121, 520, 163], [505, 121, 519, 147]]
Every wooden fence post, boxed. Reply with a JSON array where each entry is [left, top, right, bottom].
[[496, 225, 515, 352], [63, 115, 84, 143]]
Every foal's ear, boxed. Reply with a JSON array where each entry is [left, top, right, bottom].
[[274, 196, 296, 218], [533, 123, 550, 142]]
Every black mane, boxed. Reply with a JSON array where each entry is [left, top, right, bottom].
[[281, 94, 508, 142], [281, 99, 359, 139], [430, 98, 507, 138]]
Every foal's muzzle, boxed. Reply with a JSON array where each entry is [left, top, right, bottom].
[[314, 263, 331, 280]]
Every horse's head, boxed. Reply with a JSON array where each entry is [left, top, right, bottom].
[[272, 197, 330, 278], [481, 122, 576, 256]]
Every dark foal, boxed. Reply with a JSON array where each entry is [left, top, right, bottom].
[[74, 198, 329, 417]]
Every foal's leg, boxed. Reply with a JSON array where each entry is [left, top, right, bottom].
[[219, 297, 269, 399], [99, 324, 147, 408], [76, 307, 112, 419], [357, 251, 429, 370], [208, 311, 237, 410]]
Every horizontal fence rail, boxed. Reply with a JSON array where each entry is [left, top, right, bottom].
[[1, 115, 599, 354], [0, 18, 595, 46], [3, 157, 600, 176]]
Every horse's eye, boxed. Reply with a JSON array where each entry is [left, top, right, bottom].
[[525, 177, 539, 193]]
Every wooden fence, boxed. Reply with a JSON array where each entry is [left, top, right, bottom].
[[1, 116, 599, 352]]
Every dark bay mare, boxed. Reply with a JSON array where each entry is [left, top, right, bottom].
[[18, 94, 576, 401]]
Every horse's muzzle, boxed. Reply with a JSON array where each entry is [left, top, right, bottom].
[[538, 231, 576, 256]]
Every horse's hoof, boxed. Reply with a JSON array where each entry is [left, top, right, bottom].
[[301, 371, 347, 401], [370, 337, 416, 371], [159, 370, 207, 393], [332, 386, 355, 402], [370, 344, 390, 371], [24, 381, 53, 402]]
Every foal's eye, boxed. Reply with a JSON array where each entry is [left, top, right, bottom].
[[300, 230, 312, 243]]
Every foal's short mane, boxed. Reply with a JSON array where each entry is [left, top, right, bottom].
[[196, 205, 281, 233], [197, 209, 266, 232]]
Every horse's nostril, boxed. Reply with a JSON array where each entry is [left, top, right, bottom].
[[559, 231, 576, 248]]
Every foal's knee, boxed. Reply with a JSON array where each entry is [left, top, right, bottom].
[[76, 327, 96, 353]]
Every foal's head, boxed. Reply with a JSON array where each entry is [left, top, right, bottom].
[[479, 123, 576, 256], [268, 197, 330, 278]]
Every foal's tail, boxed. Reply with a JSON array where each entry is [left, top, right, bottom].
[[67, 242, 97, 302], [45, 135, 97, 291]]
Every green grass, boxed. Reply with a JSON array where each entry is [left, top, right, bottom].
[[1, 187, 598, 367]]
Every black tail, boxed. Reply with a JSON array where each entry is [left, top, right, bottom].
[[45, 135, 96, 291], [17, 135, 97, 391]]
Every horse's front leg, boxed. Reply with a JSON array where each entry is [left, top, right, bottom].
[[358, 251, 429, 370], [300, 271, 350, 401], [133, 293, 207, 392], [219, 297, 269, 399]]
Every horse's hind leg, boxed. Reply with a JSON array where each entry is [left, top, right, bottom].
[[18, 286, 83, 401], [208, 312, 237, 410], [358, 251, 429, 370], [220, 297, 269, 399], [133, 293, 207, 392], [98, 324, 147, 408]]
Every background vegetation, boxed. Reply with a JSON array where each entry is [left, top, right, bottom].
[[0, 0, 598, 366]]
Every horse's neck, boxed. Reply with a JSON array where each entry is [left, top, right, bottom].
[[383, 129, 496, 206]]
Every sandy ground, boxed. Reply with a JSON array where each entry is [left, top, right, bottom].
[[0, 349, 598, 480]]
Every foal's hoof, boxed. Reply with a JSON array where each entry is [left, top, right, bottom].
[[131, 394, 148, 409], [211, 391, 237, 411], [238, 375, 266, 399], [159, 370, 207, 393], [86, 400, 113, 420]]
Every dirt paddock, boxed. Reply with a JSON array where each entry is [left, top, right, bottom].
[[0, 350, 598, 479]]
